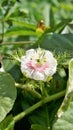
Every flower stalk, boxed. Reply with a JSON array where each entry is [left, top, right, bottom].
[[15, 83, 42, 99]]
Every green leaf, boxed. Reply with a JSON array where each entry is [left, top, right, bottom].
[[35, 33, 73, 56], [52, 102, 73, 130], [52, 59, 73, 130], [0, 115, 14, 130], [57, 59, 73, 117], [0, 72, 17, 122], [2, 58, 23, 82], [5, 28, 36, 37], [29, 105, 50, 130], [49, 6, 55, 26], [11, 18, 36, 30], [67, 24, 73, 33]]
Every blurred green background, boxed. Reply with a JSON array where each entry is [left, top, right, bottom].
[[0, 0, 73, 54]]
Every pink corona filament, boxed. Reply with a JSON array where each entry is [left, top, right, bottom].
[[27, 60, 49, 72]]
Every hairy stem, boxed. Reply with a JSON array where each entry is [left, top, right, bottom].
[[13, 90, 65, 123]]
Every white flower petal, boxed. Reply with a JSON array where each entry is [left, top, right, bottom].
[[26, 49, 36, 57], [23, 68, 34, 78], [32, 71, 45, 81], [44, 50, 53, 57]]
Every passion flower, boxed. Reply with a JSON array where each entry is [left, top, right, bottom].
[[21, 48, 57, 81]]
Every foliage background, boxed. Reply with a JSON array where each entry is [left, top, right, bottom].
[[0, 0, 73, 44]]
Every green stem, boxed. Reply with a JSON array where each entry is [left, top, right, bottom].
[[0, 41, 35, 46], [15, 83, 42, 99], [5, 120, 14, 130], [13, 90, 65, 123]]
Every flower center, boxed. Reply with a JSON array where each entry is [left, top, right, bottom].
[[27, 59, 49, 72]]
